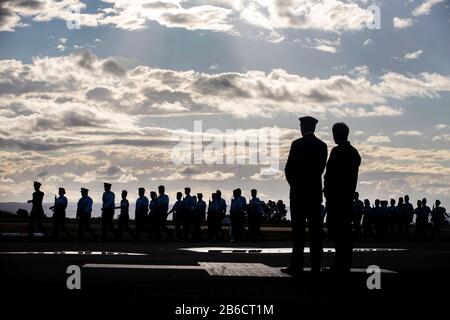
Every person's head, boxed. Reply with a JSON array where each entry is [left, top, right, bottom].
[[381, 200, 388, 208], [398, 197, 404, 205], [232, 189, 238, 198], [436, 199, 441, 207], [121, 190, 128, 199], [236, 188, 242, 196], [58, 187, 65, 196], [197, 193, 203, 201], [417, 200, 422, 207], [176, 191, 182, 200], [332, 122, 350, 144], [422, 198, 427, 206], [354, 192, 359, 200], [216, 190, 222, 198], [390, 199, 396, 206], [211, 193, 217, 201], [104, 183, 111, 192], [364, 199, 370, 206], [33, 181, 41, 191], [375, 199, 380, 207], [138, 187, 145, 197], [405, 195, 410, 203], [158, 185, 165, 195], [251, 189, 257, 197], [299, 116, 317, 136], [185, 187, 191, 195], [81, 188, 89, 197], [150, 191, 157, 200], [192, 195, 197, 202]]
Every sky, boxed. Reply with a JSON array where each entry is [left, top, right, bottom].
[[0, 0, 449, 212]]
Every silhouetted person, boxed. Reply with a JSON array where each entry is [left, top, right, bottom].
[[77, 188, 98, 241], [168, 192, 183, 241], [380, 200, 389, 240], [27, 181, 47, 239], [216, 190, 227, 241], [248, 189, 264, 241], [324, 122, 361, 273], [192, 193, 206, 242], [431, 200, 448, 241], [230, 188, 246, 242], [115, 190, 134, 240], [403, 195, 414, 240], [207, 193, 219, 241], [420, 198, 431, 241], [396, 197, 405, 241], [362, 199, 375, 242], [156, 185, 171, 240], [387, 198, 398, 241], [50, 187, 72, 240], [283, 116, 327, 276], [135, 187, 149, 241], [148, 191, 158, 241], [352, 192, 364, 241], [181, 188, 195, 242], [413, 200, 424, 241], [101, 183, 117, 241]]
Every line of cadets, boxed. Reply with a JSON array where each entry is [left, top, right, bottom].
[[27, 181, 265, 242], [351, 192, 448, 242]]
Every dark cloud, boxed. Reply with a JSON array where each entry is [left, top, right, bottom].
[[193, 74, 252, 98], [86, 87, 113, 101], [77, 50, 95, 70], [102, 59, 126, 77], [143, 2, 178, 10]]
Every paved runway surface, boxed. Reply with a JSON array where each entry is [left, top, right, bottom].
[[1, 240, 449, 317]]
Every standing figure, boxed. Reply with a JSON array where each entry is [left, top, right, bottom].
[[230, 189, 247, 242], [324, 122, 361, 273], [282, 116, 327, 276], [402, 195, 414, 241], [352, 192, 364, 241], [192, 193, 206, 242], [135, 187, 149, 241], [168, 192, 183, 241], [207, 193, 219, 241], [50, 187, 72, 240], [396, 197, 405, 241], [27, 181, 47, 239], [248, 189, 264, 241], [148, 191, 158, 241], [362, 199, 375, 242], [181, 188, 195, 242], [431, 200, 448, 241], [421, 198, 432, 241], [156, 185, 171, 240], [216, 190, 227, 240], [77, 188, 98, 241], [115, 190, 134, 240], [387, 199, 398, 241], [101, 183, 116, 241]]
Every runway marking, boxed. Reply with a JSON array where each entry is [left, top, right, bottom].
[[82, 262, 398, 277], [181, 247, 408, 254], [0, 251, 146, 256]]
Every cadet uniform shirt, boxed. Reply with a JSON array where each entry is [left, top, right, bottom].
[[120, 199, 129, 216], [157, 194, 169, 214], [249, 197, 264, 216], [182, 196, 195, 211], [135, 196, 149, 215], [31, 190, 45, 215], [231, 196, 246, 215], [149, 199, 157, 215], [171, 200, 182, 219], [77, 196, 93, 217], [195, 200, 206, 218], [217, 197, 227, 213], [54, 195, 68, 213], [102, 191, 115, 209]]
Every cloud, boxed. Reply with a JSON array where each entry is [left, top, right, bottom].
[[393, 17, 413, 29], [250, 167, 284, 180], [412, 0, 444, 17], [363, 38, 373, 46], [366, 135, 392, 144], [394, 130, 422, 136], [434, 124, 449, 130], [404, 50, 423, 60]]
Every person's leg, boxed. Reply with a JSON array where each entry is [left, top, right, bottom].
[[289, 199, 305, 272], [307, 204, 323, 273]]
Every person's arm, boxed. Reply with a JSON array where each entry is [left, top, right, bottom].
[[284, 142, 295, 186]]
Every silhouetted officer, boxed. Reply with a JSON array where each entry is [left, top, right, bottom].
[[283, 116, 327, 276], [248, 189, 264, 241], [362, 199, 375, 242], [192, 193, 206, 242], [387, 198, 398, 241], [168, 192, 183, 241], [27, 181, 47, 239], [413, 199, 424, 241], [324, 122, 361, 273], [156, 185, 171, 240], [77, 188, 98, 241], [431, 200, 448, 241], [230, 188, 246, 242], [50, 187, 72, 240], [352, 192, 364, 241], [181, 188, 195, 242], [216, 190, 227, 240], [148, 191, 158, 241], [135, 187, 149, 241], [115, 190, 134, 240], [403, 195, 414, 240], [101, 182, 116, 241], [396, 197, 405, 240], [207, 193, 219, 241]]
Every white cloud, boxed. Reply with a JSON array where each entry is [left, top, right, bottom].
[[393, 17, 413, 29], [413, 0, 444, 17], [363, 38, 373, 46], [404, 50, 423, 60], [366, 135, 392, 144], [395, 130, 422, 136], [434, 124, 449, 130]]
